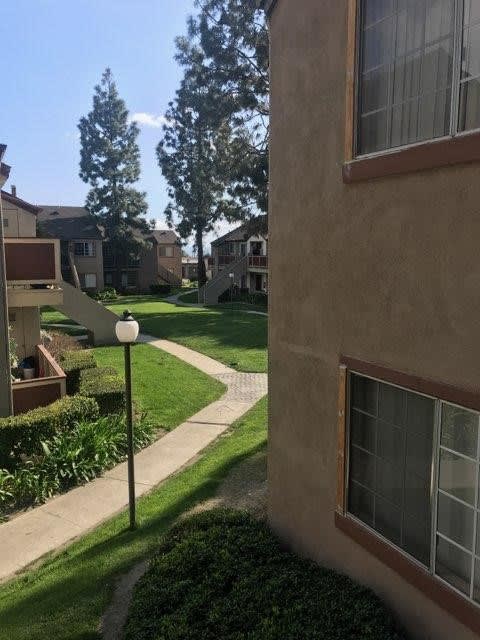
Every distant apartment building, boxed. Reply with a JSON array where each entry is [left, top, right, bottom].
[[38, 205, 182, 292], [200, 217, 268, 304], [103, 229, 182, 291], [37, 206, 104, 292]]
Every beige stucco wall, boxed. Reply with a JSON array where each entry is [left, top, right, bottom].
[[268, 2, 480, 639], [3, 204, 36, 238], [9, 307, 41, 360], [71, 239, 104, 291]]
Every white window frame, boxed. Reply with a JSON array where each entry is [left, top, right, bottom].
[[355, 0, 480, 159], [83, 273, 97, 289], [346, 370, 480, 608]]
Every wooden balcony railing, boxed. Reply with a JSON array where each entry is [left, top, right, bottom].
[[5, 238, 61, 285], [248, 255, 268, 269], [12, 345, 66, 415]]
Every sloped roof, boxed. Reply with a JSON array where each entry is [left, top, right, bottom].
[[38, 206, 103, 240], [151, 229, 180, 245], [1, 190, 40, 215], [211, 215, 268, 247]]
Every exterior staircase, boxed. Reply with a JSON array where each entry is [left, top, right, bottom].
[[54, 281, 119, 345], [158, 264, 182, 287], [199, 255, 248, 305]]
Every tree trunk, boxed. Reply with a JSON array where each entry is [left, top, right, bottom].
[[196, 227, 207, 288], [68, 243, 81, 289]]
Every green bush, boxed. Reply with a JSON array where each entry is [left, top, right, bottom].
[[150, 284, 172, 295], [79, 367, 125, 415], [0, 395, 99, 469], [90, 287, 118, 302], [0, 414, 155, 513], [60, 350, 97, 394], [125, 509, 408, 640]]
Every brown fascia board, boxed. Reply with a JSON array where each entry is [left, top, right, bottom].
[[0, 190, 40, 215]]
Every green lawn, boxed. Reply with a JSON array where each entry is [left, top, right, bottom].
[[0, 398, 267, 640], [178, 290, 200, 304], [93, 343, 225, 430], [41, 294, 267, 373], [107, 297, 267, 373]]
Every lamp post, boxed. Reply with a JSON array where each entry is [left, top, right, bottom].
[[229, 273, 234, 310], [115, 310, 139, 530]]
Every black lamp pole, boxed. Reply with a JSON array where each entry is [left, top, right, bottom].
[[124, 340, 136, 530]]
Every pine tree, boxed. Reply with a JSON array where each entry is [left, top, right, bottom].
[[78, 68, 151, 289], [157, 76, 237, 288], [177, 0, 269, 219]]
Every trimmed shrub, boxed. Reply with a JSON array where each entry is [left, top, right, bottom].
[[90, 287, 118, 302], [0, 395, 99, 469], [150, 284, 172, 295], [125, 509, 408, 640], [79, 367, 125, 415], [60, 350, 97, 394]]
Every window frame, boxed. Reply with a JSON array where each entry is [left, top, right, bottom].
[[74, 241, 95, 257], [336, 356, 480, 634], [343, 0, 480, 182]]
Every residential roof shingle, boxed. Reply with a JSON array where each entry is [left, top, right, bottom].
[[38, 206, 103, 240], [211, 215, 268, 247], [151, 229, 180, 245]]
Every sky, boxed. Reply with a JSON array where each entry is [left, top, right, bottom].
[[0, 0, 234, 253]]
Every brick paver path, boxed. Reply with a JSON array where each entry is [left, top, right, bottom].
[[0, 335, 267, 582]]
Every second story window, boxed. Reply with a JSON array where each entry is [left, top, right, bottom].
[[356, 0, 480, 156], [159, 246, 174, 257], [74, 241, 95, 257]]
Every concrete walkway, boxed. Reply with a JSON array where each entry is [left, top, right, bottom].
[[0, 335, 267, 582]]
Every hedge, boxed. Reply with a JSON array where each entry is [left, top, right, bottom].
[[0, 395, 99, 469], [125, 509, 408, 640], [60, 350, 97, 394], [150, 284, 172, 295], [79, 367, 125, 415]]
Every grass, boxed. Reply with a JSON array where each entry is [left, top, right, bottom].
[[107, 297, 267, 373], [178, 290, 200, 304], [92, 343, 225, 430], [0, 397, 267, 640], [41, 293, 268, 373]]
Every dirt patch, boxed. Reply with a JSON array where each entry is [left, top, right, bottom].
[[100, 449, 267, 639]]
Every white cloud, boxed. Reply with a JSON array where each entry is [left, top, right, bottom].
[[129, 112, 169, 128]]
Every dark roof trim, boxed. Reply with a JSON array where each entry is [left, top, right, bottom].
[[0, 164, 11, 180], [0, 144, 6, 161], [0, 190, 40, 215]]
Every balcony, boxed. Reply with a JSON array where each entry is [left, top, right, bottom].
[[12, 344, 66, 415], [248, 255, 268, 270], [5, 238, 63, 307]]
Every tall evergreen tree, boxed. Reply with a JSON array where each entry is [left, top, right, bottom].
[[176, 0, 269, 220], [78, 68, 151, 289], [157, 76, 237, 288]]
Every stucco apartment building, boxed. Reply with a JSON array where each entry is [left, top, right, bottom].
[[38, 206, 182, 292], [267, 1, 480, 639], [0, 180, 66, 416], [38, 206, 104, 292]]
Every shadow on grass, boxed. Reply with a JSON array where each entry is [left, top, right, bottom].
[[0, 435, 267, 640]]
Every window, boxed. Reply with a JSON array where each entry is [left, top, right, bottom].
[[2, 217, 8, 228], [83, 273, 97, 289], [159, 246, 174, 257], [121, 271, 137, 288], [356, 0, 480, 156], [347, 371, 480, 605], [74, 241, 95, 257], [104, 272, 113, 286]]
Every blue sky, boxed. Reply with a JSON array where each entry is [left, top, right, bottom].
[[0, 0, 233, 252]]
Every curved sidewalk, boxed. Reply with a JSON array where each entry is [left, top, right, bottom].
[[0, 335, 267, 582]]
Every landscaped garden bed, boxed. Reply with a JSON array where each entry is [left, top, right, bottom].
[[124, 509, 407, 640]]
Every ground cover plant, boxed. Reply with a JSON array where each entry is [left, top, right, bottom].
[[0, 397, 268, 640], [124, 509, 408, 640], [0, 413, 154, 515]]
